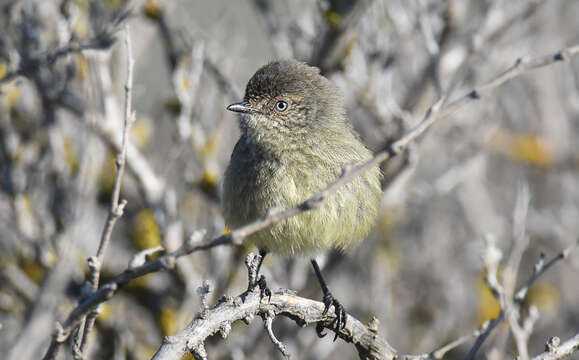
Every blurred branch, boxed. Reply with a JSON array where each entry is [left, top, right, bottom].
[[39, 44, 579, 356], [439, 44, 579, 119], [0, 17, 124, 85], [43, 24, 135, 360], [463, 236, 579, 360], [89, 118, 166, 205], [515, 242, 579, 304], [402, 0, 547, 112], [252, 0, 294, 58], [0, 39, 108, 84], [150, 253, 396, 360], [400, 319, 491, 360], [503, 185, 534, 360], [311, 0, 374, 73], [146, 2, 241, 99]]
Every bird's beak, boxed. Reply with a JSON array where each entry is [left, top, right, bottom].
[[227, 101, 257, 114]]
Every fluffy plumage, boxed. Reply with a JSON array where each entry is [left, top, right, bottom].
[[222, 60, 381, 256]]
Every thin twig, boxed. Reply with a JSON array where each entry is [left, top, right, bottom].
[[515, 239, 579, 303], [401, 318, 494, 360], [463, 311, 505, 360], [503, 184, 532, 360], [48, 25, 135, 360]]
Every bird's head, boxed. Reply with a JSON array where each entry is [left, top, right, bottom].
[[227, 60, 346, 148]]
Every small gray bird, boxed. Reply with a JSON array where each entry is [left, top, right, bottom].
[[222, 60, 382, 338]]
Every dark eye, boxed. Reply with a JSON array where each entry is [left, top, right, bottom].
[[274, 100, 288, 112]]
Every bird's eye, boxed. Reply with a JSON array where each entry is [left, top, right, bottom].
[[274, 100, 288, 112]]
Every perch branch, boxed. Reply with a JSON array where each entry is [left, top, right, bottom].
[[150, 253, 396, 360]]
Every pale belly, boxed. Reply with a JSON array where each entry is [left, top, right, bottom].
[[222, 158, 381, 257]]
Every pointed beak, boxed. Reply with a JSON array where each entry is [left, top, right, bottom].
[[227, 101, 257, 114]]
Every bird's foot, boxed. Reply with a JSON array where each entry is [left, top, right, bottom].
[[316, 291, 346, 341], [251, 274, 271, 302]]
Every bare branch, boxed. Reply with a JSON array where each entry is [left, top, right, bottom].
[[441, 45, 579, 119], [401, 318, 494, 360], [0, 22, 123, 85], [150, 253, 396, 360]]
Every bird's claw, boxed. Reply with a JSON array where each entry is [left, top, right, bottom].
[[318, 292, 346, 341], [315, 323, 327, 338], [255, 275, 271, 302]]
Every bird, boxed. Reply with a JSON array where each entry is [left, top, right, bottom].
[[222, 59, 382, 339]]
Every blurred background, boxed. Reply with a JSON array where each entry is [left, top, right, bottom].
[[1, 0, 578, 359]]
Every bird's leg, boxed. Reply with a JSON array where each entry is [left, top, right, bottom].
[[311, 259, 346, 341], [251, 249, 271, 300]]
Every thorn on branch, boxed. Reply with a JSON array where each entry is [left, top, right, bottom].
[[218, 322, 232, 339], [164, 335, 178, 344], [482, 233, 504, 298], [160, 255, 176, 270], [55, 322, 67, 342], [197, 280, 213, 317], [242, 313, 255, 325], [468, 90, 480, 99], [102, 283, 118, 299], [113, 199, 128, 217], [218, 295, 234, 305], [546, 336, 561, 352], [367, 316, 380, 334], [299, 197, 323, 211], [183, 229, 207, 252], [115, 154, 122, 168], [265, 206, 283, 218], [536, 253, 546, 271], [128, 245, 164, 269], [187, 341, 207, 360], [87, 256, 101, 274]]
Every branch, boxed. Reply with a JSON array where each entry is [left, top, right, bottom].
[[150, 253, 396, 360], [441, 45, 579, 120], [463, 236, 578, 360], [0, 27, 121, 85], [310, 0, 374, 73]]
